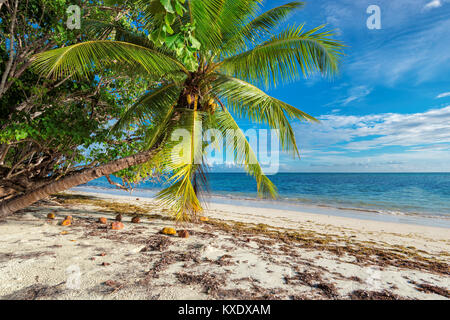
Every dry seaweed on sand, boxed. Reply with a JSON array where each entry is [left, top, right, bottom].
[[53, 195, 449, 277], [176, 272, 225, 294], [140, 235, 173, 252], [54, 194, 156, 217], [413, 283, 450, 298], [315, 282, 339, 299], [103, 280, 125, 294], [204, 218, 449, 275], [0, 251, 55, 263], [348, 290, 404, 300], [27, 193, 448, 300], [1, 283, 66, 300]]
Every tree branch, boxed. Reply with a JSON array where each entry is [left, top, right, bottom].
[[106, 175, 130, 191], [0, 0, 19, 97]]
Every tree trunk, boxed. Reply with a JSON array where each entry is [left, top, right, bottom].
[[0, 149, 157, 217]]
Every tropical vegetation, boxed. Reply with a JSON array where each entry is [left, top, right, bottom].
[[0, 0, 343, 219]]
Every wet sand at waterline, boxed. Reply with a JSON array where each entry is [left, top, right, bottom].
[[0, 191, 448, 300]]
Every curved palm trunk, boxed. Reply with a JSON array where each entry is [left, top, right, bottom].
[[0, 149, 157, 217]]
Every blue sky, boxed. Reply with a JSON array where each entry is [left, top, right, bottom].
[[230, 0, 450, 173]]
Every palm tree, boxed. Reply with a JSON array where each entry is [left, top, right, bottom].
[[1, 0, 343, 219]]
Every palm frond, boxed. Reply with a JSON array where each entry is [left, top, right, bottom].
[[81, 20, 182, 77], [32, 40, 188, 79], [187, 0, 225, 51], [83, 19, 154, 48], [212, 109, 277, 199], [83, 19, 116, 40], [221, 1, 305, 55], [112, 83, 182, 148], [154, 109, 206, 221], [218, 24, 344, 88], [211, 74, 317, 157], [217, 0, 262, 47]]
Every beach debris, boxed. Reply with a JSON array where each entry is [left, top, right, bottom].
[[131, 216, 140, 224], [99, 252, 107, 257], [199, 216, 209, 222], [60, 231, 68, 235], [161, 227, 177, 236], [349, 290, 401, 300], [47, 213, 56, 219], [60, 219, 71, 226], [101, 262, 110, 266], [178, 230, 189, 238], [413, 283, 450, 298], [140, 235, 172, 252], [175, 272, 223, 294], [111, 221, 124, 230], [316, 282, 339, 299], [104, 280, 124, 294], [216, 254, 235, 266], [105, 280, 118, 286], [65, 215, 73, 221], [104, 280, 121, 288], [98, 217, 107, 224], [115, 214, 122, 222], [2, 283, 66, 300], [136, 198, 140, 201]]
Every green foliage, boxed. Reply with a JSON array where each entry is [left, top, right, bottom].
[[137, 0, 200, 71], [31, 0, 344, 220], [0, 0, 159, 199]]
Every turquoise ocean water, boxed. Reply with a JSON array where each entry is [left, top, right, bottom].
[[77, 173, 450, 228]]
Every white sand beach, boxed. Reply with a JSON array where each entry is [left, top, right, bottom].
[[0, 191, 448, 300]]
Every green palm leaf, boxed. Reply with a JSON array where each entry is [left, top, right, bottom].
[[112, 83, 182, 147], [212, 109, 277, 199], [187, 0, 225, 51], [217, 0, 262, 47], [211, 74, 317, 156], [32, 40, 188, 79], [83, 19, 156, 49], [154, 109, 205, 221], [218, 24, 344, 87], [221, 1, 305, 55]]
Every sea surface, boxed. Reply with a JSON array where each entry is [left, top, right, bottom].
[[76, 173, 450, 228]]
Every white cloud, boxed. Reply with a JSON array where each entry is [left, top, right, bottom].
[[437, 92, 450, 98], [424, 0, 442, 9], [324, 85, 372, 108], [284, 106, 450, 172], [308, 106, 450, 150], [341, 86, 373, 106]]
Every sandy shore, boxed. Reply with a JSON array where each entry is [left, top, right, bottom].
[[0, 191, 449, 300]]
